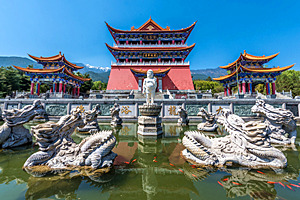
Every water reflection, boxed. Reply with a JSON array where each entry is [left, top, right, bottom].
[[0, 123, 299, 200]]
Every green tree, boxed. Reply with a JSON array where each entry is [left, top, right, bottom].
[[205, 76, 212, 81], [276, 70, 300, 97], [75, 72, 93, 94], [92, 81, 107, 91], [0, 66, 30, 98], [255, 84, 265, 94], [193, 80, 223, 94]]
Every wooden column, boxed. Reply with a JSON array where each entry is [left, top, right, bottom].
[[242, 81, 246, 94], [59, 81, 63, 93], [36, 81, 40, 96], [63, 83, 66, 94], [266, 82, 270, 95], [30, 81, 34, 95], [271, 81, 276, 95]]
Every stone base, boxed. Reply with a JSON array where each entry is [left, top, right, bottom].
[[137, 116, 163, 136]]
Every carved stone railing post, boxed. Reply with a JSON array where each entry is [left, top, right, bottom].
[[230, 103, 234, 114], [67, 103, 71, 114], [208, 103, 212, 113]]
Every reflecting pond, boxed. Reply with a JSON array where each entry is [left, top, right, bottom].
[[0, 122, 300, 200]]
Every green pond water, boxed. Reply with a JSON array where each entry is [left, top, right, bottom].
[[0, 122, 300, 200]]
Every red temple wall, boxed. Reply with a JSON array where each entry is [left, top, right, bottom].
[[107, 66, 194, 91]]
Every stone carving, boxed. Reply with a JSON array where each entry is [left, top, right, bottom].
[[138, 104, 162, 136], [0, 100, 46, 148], [197, 107, 218, 132], [0, 106, 2, 121], [234, 105, 256, 117], [177, 106, 189, 126], [77, 104, 101, 134], [186, 104, 207, 116], [96, 104, 113, 116], [251, 99, 297, 144], [143, 69, 157, 104], [45, 104, 67, 116], [110, 103, 122, 126], [138, 70, 162, 136], [23, 107, 117, 175], [182, 109, 287, 168]]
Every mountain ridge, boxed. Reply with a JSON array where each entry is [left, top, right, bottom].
[[0, 56, 227, 82]]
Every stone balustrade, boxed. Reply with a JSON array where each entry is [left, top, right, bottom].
[[1, 98, 300, 121]]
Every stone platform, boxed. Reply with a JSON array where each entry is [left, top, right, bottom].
[[137, 103, 162, 136], [137, 116, 162, 136]]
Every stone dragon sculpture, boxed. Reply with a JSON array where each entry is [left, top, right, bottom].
[[251, 99, 297, 145], [23, 107, 117, 175], [0, 100, 46, 148], [177, 106, 189, 126], [182, 109, 287, 168], [197, 107, 218, 132], [77, 104, 101, 134], [110, 103, 122, 126]]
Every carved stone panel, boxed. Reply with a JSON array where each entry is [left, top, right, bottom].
[[93, 104, 113, 116], [212, 104, 230, 115], [71, 104, 89, 112], [286, 104, 298, 116], [186, 104, 207, 116], [119, 104, 135, 117], [7, 104, 18, 110], [45, 104, 67, 116], [234, 105, 256, 117], [21, 104, 32, 108], [164, 105, 181, 117]]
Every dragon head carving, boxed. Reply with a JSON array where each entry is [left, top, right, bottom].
[[182, 109, 287, 169], [251, 99, 297, 144], [3, 100, 46, 126]]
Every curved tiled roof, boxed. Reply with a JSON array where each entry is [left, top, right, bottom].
[[63, 67, 91, 81], [13, 65, 90, 82], [13, 65, 64, 73], [105, 20, 197, 33], [220, 51, 279, 69], [213, 64, 295, 81], [213, 65, 241, 81], [28, 52, 83, 69], [106, 43, 195, 51], [130, 67, 171, 74]]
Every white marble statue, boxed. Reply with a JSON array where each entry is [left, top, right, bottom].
[[142, 69, 157, 104]]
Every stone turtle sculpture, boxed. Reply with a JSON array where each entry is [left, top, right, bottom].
[[23, 107, 117, 176], [251, 99, 297, 145], [197, 108, 218, 132], [182, 109, 287, 169], [0, 100, 46, 148], [77, 104, 101, 134]]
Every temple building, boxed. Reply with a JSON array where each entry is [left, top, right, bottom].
[[105, 17, 196, 91], [13, 52, 90, 97], [213, 50, 294, 97]]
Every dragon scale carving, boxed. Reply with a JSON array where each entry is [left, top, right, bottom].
[[0, 100, 46, 148], [23, 107, 117, 174], [251, 99, 297, 144], [182, 109, 287, 168]]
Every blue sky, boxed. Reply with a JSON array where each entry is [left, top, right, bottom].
[[0, 0, 300, 70]]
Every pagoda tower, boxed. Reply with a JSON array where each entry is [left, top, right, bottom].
[[213, 50, 294, 97], [105, 18, 196, 91], [14, 52, 90, 97]]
